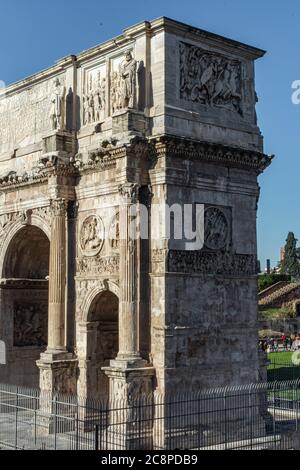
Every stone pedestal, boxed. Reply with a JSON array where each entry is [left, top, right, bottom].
[[112, 110, 147, 139], [36, 353, 78, 435], [104, 362, 155, 450], [41, 130, 75, 159], [37, 352, 78, 396]]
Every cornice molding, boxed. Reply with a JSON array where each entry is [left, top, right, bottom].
[[151, 136, 273, 174], [0, 279, 49, 290]]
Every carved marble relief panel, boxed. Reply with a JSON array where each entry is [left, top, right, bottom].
[[81, 49, 138, 126], [83, 64, 107, 125], [77, 208, 120, 277], [204, 205, 232, 251], [179, 42, 243, 116], [76, 255, 120, 276], [79, 215, 105, 257], [14, 302, 47, 347]]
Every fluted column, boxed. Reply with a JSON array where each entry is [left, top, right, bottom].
[[104, 182, 154, 446], [117, 183, 141, 361], [47, 199, 68, 352]]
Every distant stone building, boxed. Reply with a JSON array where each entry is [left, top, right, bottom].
[[0, 17, 271, 403], [259, 281, 300, 314]]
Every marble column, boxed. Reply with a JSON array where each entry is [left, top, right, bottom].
[[47, 199, 67, 353], [37, 199, 77, 398], [115, 183, 143, 364], [104, 183, 154, 449]]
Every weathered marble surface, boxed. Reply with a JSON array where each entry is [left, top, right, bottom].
[[0, 18, 271, 406]]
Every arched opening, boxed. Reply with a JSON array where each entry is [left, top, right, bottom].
[[0, 226, 50, 387], [87, 291, 119, 401]]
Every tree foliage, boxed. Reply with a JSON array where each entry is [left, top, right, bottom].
[[258, 274, 291, 293], [281, 232, 300, 277]]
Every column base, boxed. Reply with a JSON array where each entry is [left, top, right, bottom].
[[109, 355, 148, 370], [39, 350, 74, 363]]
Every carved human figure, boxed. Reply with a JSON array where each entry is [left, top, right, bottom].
[[50, 78, 65, 130], [93, 90, 102, 121], [14, 305, 46, 347], [88, 93, 95, 123], [83, 95, 90, 125], [120, 51, 137, 109], [111, 72, 122, 114], [81, 216, 103, 254], [180, 42, 243, 115], [110, 212, 120, 249], [100, 78, 106, 110]]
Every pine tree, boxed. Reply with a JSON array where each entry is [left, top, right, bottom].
[[281, 232, 300, 277]]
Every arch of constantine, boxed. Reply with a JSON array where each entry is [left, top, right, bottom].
[[0, 17, 272, 403]]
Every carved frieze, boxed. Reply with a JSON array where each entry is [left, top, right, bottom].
[[14, 303, 47, 347], [77, 255, 120, 276], [0, 170, 48, 189], [167, 250, 257, 276], [179, 42, 243, 115], [79, 215, 105, 257]]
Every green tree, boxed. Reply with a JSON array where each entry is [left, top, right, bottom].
[[281, 232, 300, 277]]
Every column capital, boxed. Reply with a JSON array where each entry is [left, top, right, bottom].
[[118, 183, 140, 204], [50, 198, 68, 217]]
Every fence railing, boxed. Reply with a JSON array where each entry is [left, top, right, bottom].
[[268, 361, 300, 382], [0, 381, 300, 450]]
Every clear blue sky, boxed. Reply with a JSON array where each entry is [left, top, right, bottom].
[[1, 0, 299, 268]]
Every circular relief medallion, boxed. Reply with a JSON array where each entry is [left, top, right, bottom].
[[204, 207, 229, 251], [80, 215, 105, 257]]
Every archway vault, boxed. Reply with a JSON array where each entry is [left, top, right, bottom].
[[3, 225, 50, 279], [0, 222, 50, 388], [79, 281, 120, 323], [0, 216, 51, 278]]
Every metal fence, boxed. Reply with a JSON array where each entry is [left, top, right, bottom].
[[268, 361, 300, 382], [0, 381, 300, 450]]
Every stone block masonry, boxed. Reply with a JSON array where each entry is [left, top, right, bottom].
[[0, 18, 272, 413]]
